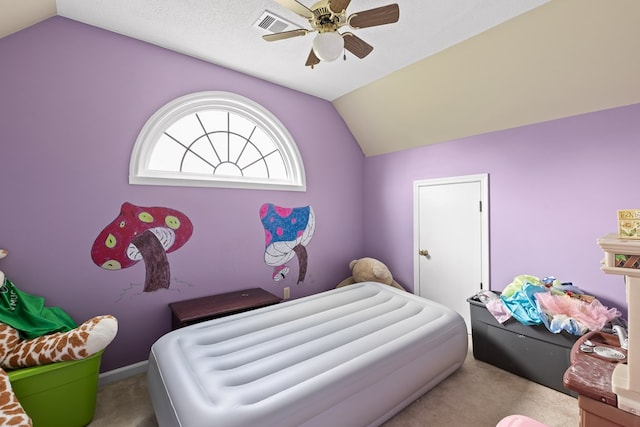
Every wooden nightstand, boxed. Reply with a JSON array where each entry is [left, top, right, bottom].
[[169, 288, 282, 329]]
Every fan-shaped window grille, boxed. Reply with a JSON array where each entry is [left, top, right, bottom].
[[129, 91, 306, 191]]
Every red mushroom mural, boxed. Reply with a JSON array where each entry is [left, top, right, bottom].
[[91, 202, 193, 292], [259, 203, 315, 284]]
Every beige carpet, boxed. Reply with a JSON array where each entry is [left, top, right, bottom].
[[88, 341, 579, 427]]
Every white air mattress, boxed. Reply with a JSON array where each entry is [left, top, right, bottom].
[[147, 282, 468, 427]]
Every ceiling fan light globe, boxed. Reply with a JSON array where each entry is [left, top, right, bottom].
[[312, 32, 344, 62]]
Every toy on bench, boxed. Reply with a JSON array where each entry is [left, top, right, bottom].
[[0, 248, 117, 426]]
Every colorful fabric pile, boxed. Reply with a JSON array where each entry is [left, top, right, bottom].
[[482, 275, 621, 335]]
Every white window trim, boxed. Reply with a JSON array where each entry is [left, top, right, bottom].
[[129, 91, 306, 191]]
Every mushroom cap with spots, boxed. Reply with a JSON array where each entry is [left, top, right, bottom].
[[91, 202, 193, 270], [260, 203, 315, 267]]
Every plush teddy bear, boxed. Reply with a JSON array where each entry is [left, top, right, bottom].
[[336, 257, 406, 291], [0, 248, 117, 427]]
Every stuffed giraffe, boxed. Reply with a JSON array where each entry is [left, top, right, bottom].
[[0, 371, 30, 426], [0, 249, 117, 426]]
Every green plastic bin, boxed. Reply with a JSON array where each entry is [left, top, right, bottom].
[[7, 351, 103, 427]]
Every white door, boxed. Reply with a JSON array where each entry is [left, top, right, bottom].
[[413, 174, 489, 333]]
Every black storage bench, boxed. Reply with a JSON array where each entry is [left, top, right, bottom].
[[467, 295, 579, 397]]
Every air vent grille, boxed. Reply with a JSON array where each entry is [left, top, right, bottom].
[[254, 11, 300, 33]]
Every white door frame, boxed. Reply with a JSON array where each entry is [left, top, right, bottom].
[[412, 173, 490, 294]]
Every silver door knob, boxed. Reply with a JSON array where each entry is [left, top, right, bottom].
[[419, 249, 429, 257]]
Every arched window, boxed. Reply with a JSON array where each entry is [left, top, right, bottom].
[[129, 91, 306, 191]]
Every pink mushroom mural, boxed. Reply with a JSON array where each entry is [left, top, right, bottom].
[[259, 203, 315, 284], [91, 202, 193, 292]]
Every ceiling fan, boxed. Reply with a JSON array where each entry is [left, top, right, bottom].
[[263, 0, 400, 68]]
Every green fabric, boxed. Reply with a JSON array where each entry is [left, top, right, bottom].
[[501, 274, 541, 298], [501, 274, 565, 299], [0, 278, 77, 339]]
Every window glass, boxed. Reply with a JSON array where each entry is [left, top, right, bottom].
[[130, 92, 306, 191]]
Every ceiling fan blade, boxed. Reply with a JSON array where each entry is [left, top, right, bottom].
[[263, 29, 309, 42], [275, 0, 314, 19], [343, 33, 373, 59], [305, 49, 321, 67], [329, 0, 351, 13], [348, 4, 399, 29]]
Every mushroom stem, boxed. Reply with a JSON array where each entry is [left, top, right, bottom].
[[293, 244, 308, 284], [132, 230, 171, 292]]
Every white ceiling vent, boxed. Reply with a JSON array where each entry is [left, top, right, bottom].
[[254, 11, 300, 33]]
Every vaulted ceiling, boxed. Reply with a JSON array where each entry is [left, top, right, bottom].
[[3, 0, 640, 156]]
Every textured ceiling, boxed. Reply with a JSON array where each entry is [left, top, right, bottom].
[[3, 0, 640, 156], [53, 0, 549, 101]]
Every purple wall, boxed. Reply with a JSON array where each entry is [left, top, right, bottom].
[[0, 17, 365, 371], [364, 103, 640, 318], [1, 15, 636, 374]]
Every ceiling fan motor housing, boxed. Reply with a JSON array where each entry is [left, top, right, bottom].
[[310, 4, 346, 32]]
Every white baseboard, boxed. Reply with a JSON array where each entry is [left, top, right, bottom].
[[98, 360, 148, 387]]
